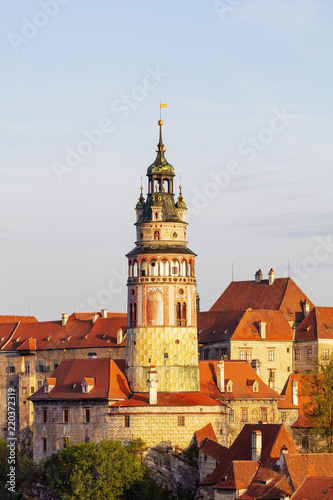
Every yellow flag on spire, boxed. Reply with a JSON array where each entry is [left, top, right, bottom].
[[160, 103, 168, 108]]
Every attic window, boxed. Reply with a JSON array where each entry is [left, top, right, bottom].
[[83, 335, 88, 341], [45, 336, 51, 342], [15, 337, 21, 342], [287, 309, 293, 316], [324, 324, 331, 331], [66, 336, 72, 341], [252, 330, 258, 335], [69, 383, 77, 389], [88, 353, 97, 358]]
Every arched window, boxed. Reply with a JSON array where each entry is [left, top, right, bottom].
[[160, 259, 169, 276], [176, 302, 187, 326], [133, 261, 138, 277], [140, 259, 148, 277], [171, 259, 179, 276], [130, 302, 137, 327], [180, 260, 187, 277], [163, 179, 169, 193], [150, 259, 158, 277], [154, 230, 160, 240]]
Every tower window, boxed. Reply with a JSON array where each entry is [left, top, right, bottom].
[[154, 230, 160, 240], [124, 415, 130, 428], [164, 352, 169, 359], [130, 303, 137, 327], [176, 302, 187, 327]]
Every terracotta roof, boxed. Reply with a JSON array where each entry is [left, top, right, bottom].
[[29, 358, 131, 401], [0, 313, 127, 351], [291, 477, 333, 500], [200, 439, 228, 462], [198, 309, 293, 344], [199, 360, 283, 401], [281, 374, 312, 427], [239, 466, 293, 499], [109, 392, 225, 408], [214, 461, 259, 491], [195, 422, 218, 446], [209, 278, 314, 323], [296, 307, 333, 341], [284, 453, 333, 491], [201, 424, 299, 486], [16, 337, 37, 351], [0, 315, 37, 323]]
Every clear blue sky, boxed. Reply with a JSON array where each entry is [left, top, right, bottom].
[[0, 0, 332, 319]]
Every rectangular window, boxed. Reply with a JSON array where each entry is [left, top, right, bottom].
[[22, 387, 27, 395], [242, 409, 248, 422], [42, 409, 47, 423], [124, 415, 130, 428], [164, 352, 169, 359], [25, 362, 30, 373], [85, 408, 91, 423], [215, 349, 220, 359], [31, 386, 35, 394], [268, 350, 274, 361], [9, 380, 14, 387], [178, 416, 185, 427], [287, 348, 290, 353], [281, 412, 286, 423], [269, 370, 275, 382], [246, 351, 252, 361], [323, 348, 329, 360], [295, 349, 300, 360], [239, 350, 246, 361], [261, 408, 267, 422], [307, 348, 313, 360], [228, 409, 234, 423], [42, 438, 47, 453], [203, 350, 209, 360], [9, 361, 15, 373], [38, 360, 45, 372], [54, 359, 59, 369], [38, 380, 43, 389], [63, 408, 69, 423]]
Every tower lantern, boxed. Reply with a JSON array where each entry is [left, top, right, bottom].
[[125, 120, 199, 393]]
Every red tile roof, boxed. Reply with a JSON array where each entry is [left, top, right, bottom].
[[284, 453, 333, 491], [29, 358, 131, 401], [195, 422, 218, 446], [281, 374, 312, 427], [0, 313, 127, 351], [198, 309, 293, 344], [199, 360, 283, 401], [214, 461, 259, 491], [200, 439, 228, 462], [209, 278, 314, 323], [239, 466, 293, 499], [296, 307, 333, 341], [109, 392, 225, 408], [291, 476, 333, 500], [0, 315, 37, 323], [201, 424, 299, 486]]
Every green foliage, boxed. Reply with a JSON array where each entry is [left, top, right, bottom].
[[0, 437, 10, 497], [302, 354, 333, 452], [43, 440, 145, 499]]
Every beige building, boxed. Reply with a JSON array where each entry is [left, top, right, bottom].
[[0, 311, 127, 438], [294, 306, 333, 372]]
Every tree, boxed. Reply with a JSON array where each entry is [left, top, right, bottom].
[[44, 439, 145, 499], [302, 354, 333, 452]]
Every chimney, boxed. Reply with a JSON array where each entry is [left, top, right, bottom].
[[62, 313, 68, 327], [92, 313, 98, 324], [101, 309, 108, 319], [291, 380, 298, 405], [268, 268, 275, 286], [216, 360, 225, 392], [147, 365, 158, 405], [251, 430, 262, 461], [255, 269, 263, 283], [117, 328, 123, 344], [259, 321, 266, 339], [303, 299, 310, 318], [251, 359, 261, 376]]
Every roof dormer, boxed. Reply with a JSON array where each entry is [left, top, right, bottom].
[[44, 377, 57, 393], [81, 377, 95, 394], [225, 379, 233, 393], [247, 379, 259, 393]]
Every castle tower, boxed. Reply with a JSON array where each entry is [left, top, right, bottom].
[[125, 120, 200, 393]]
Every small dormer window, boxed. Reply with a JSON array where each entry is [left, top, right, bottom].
[[226, 380, 233, 393]]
